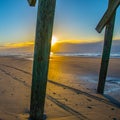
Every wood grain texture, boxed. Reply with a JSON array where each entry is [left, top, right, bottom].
[[30, 0, 56, 120]]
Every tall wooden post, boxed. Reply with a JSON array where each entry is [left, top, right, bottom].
[[30, 0, 56, 120], [97, 0, 116, 94], [96, 0, 120, 33]]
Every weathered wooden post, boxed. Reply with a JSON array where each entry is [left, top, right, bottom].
[[96, 0, 120, 94], [96, 0, 120, 33], [28, 0, 56, 119], [97, 11, 116, 94]]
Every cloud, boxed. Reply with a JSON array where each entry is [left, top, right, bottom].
[[4, 41, 34, 48]]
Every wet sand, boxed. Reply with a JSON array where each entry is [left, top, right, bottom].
[[0, 56, 120, 120]]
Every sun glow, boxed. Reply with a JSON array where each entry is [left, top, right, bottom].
[[51, 36, 57, 46]]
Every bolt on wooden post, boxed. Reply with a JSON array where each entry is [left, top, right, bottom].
[[96, 0, 119, 94], [28, 0, 56, 119]]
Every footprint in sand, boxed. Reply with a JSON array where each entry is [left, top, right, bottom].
[[75, 104, 78, 106], [87, 98, 92, 102], [87, 106, 92, 109], [53, 92, 56, 95], [111, 108, 115, 110], [64, 98, 68, 101], [11, 93, 14, 96]]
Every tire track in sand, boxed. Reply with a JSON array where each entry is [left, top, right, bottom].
[[0, 64, 119, 108], [47, 95, 89, 120], [0, 67, 30, 88], [0, 66, 86, 119]]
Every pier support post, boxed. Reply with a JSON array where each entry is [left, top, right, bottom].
[[29, 0, 56, 119], [97, 0, 116, 94]]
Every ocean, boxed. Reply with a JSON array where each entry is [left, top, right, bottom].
[[0, 51, 120, 58], [51, 52, 120, 58]]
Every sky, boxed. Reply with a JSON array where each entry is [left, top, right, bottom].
[[0, 0, 120, 47]]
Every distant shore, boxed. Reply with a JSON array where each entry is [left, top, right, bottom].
[[0, 56, 120, 120]]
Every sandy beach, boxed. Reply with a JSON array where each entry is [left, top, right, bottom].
[[0, 56, 120, 120]]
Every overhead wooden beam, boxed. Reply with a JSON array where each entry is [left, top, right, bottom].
[[27, 0, 37, 6], [97, 0, 116, 94], [96, 0, 120, 33], [30, 0, 56, 120]]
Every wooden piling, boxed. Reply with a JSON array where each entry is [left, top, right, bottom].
[[30, 0, 56, 119], [97, 0, 116, 94], [96, 0, 120, 33]]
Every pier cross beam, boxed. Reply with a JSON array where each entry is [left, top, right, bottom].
[[27, 0, 56, 119], [96, 0, 120, 94]]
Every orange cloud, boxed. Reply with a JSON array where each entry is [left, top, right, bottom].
[[5, 41, 34, 48]]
